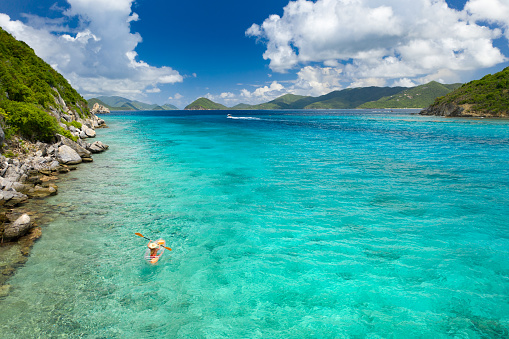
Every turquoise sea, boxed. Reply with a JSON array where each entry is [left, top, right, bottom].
[[1, 110, 509, 338]]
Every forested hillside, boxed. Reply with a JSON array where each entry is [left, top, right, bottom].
[[421, 67, 509, 117], [185, 98, 228, 110], [0, 27, 89, 142]]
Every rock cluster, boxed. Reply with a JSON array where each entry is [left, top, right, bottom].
[[420, 102, 465, 117], [0, 114, 109, 243], [91, 102, 110, 114]]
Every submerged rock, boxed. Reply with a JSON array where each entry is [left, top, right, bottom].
[[0, 190, 28, 207], [27, 184, 58, 198], [3, 213, 31, 241]]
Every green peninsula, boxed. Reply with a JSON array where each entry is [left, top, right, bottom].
[[421, 67, 509, 117]]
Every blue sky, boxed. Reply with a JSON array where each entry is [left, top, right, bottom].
[[1, 0, 509, 108]]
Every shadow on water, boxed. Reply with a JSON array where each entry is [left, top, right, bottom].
[[138, 264, 160, 280]]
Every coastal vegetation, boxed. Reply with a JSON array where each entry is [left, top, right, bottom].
[[421, 67, 509, 117], [359, 82, 461, 109], [0, 28, 90, 143]]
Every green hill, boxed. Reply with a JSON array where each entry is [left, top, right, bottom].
[[185, 98, 228, 110], [87, 96, 178, 111], [231, 103, 253, 110], [360, 81, 462, 108], [249, 93, 309, 109], [87, 97, 108, 108], [232, 82, 461, 110], [421, 67, 509, 117], [160, 104, 179, 110], [304, 87, 406, 109], [0, 27, 90, 142]]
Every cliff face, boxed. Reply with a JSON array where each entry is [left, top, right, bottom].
[[420, 102, 465, 117], [420, 67, 509, 118]]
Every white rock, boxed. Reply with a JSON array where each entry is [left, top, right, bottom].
[[3, 213, 31, 240], [56, 145, 82, 165]]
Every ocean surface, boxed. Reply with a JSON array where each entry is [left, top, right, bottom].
[[1, 110, 509, 338]]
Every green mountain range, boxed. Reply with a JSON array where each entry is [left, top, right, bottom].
[[360, 82, 462, 109], [88, 96, 178, 111], [185, 81, 461, 110], [421, 67, 509, 117], [0, 27, 89, 142], [89, 80, 462, 112]]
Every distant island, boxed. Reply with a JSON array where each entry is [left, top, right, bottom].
[[421, 66, 509, 117], [184, 81, 461, 110], [86, 66, 509, 119], [87, 96, 178, 111]]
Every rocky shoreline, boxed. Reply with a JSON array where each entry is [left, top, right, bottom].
[[0, 112, 109, 290], [420, 102, 509, 118]]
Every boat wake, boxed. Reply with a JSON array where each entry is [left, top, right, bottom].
[[227, 116, 261, 120]]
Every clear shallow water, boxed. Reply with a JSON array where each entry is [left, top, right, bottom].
[[1, 110, 509, 338]]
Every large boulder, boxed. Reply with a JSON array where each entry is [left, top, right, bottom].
[[88, 141, 109, 153], [57, 134, 92, 158], [0, 190, 28, 207], [3, 165, 22, 183], [56, 145, 82, 165], [91, 103, 110, 114], [3, 213, 31, 241], [80, 126, 96, 139]]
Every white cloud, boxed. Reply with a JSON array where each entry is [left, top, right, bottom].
[[202, 81, 287, 106], [466, 0, 509, 41], [220, 92, 235, 99], [248, 0, 508, 90], [294, 66, 343, 96], [240, 81, 286, 101], [169, 93, 183, 100], [0, 0, 182, 99], [392, 78, 416, 87], [349, 77, 388, 88], [146, 87, 161, 93]]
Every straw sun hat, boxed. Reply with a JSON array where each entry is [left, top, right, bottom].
[[148, 242, 158, 249]]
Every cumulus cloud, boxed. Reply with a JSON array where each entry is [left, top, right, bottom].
[[466, 0, 509, 41], [240, 81, 286, 101], [169, 93, 183, 100], [220, 92, 235, 99], [248, 0, 508, 89], [0, 0, 182, 99], [202, 81, 287, 106], [294, 66, 343, 95]]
